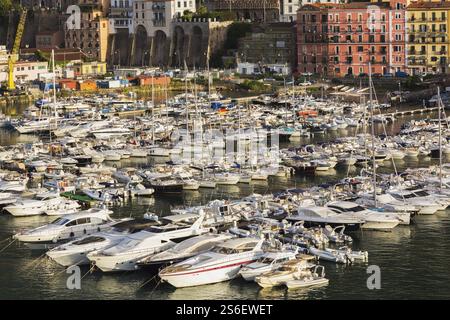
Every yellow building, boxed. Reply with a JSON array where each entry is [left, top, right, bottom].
[[72, 61, 107, 77], [406, 1, 450, 74]]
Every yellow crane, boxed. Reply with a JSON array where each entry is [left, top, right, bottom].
[[7, 9, 28, 91]]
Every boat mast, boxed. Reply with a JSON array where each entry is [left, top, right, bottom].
[[369, 62, 376, 206], [184, 60, 189, 135], [438, 86, 443, 191], [151, 76, 155, 145], [51, 49, 57, 145]]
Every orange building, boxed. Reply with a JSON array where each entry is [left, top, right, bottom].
[[77, 80, 97, 91]]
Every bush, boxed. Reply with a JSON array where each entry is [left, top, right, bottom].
[[238, 80, 266, 92]]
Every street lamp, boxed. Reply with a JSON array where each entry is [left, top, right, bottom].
[[142, 51, 149, 67], [115, 50, 121, 68]]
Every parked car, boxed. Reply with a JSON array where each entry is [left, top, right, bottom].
[[358, 73, 368, 78], [383, 73, 394, 77], [299, 81, 312, 86], [373, 73, 383, 78]]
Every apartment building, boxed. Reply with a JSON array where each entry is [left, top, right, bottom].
[[65, 5, 110, 62], [406, 1, 450, 74], [297, 0, 407, 77]]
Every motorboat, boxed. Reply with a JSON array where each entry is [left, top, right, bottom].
[[144, 177, 184, 194], [112, 168, 143, 184], [91, 127, 132, 139], [13, 208, 116, 249], [126, 183, 155, 197], [239, 248, 298, 281], [284, 265, 329, 289], [308, 246, 368, 264], [387, 190, 446, 215], [44, 198, 82, 216], [254, 256, 317, 288], [356, 193, 419, 217], [326, 201, 402, 230], [287, 206, 365, 231], [136, 233, 234, 272], [4, 196, 67, 217], [0, 176, 29, 192], [159, 237, 265, 288], [46, 217, 160, 266], [87, 212, 209, 272]]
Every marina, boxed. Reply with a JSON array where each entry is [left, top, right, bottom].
[[2, 83, 450, 300]]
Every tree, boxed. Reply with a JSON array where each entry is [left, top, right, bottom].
[[0, 0, 12, 16]]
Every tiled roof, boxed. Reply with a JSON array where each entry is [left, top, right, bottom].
[[408, 1, 450, 9]]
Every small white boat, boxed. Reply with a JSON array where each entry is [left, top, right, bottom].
[[4, 196, 65, 217], [44, 199, 82, 216], [255, 257, 317, 288], [309, 246, 368, 264], [284, 265, 329, 289], [240, 249, 298, 281], [13, 208, 116, 249]]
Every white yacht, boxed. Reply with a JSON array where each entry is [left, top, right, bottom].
[[326, 201, 401, 231], [0, 176, 29, 192], [136, 233, 234, 271], [4, 195, 67, 217], [159, 237, 265, 288], [44, 198, 81, 216], [387, 189, 447, 214], [46, 218, 159, 266], [91, 127, 132, 139], [287, 206, 365, 231], [13, 208, 116, 249], [87, 212, 209, 272]]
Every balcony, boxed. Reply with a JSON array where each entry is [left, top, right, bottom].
[[152, 4, 166, 10], [408, 59, 426, 65], [152, 19, 166, 27]]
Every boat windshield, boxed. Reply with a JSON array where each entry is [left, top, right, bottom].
[[72, 236, 105, 245], [256, 257, 275, 264], [52, 217, 70, 225], [347, 205, 366, 212], [211, 243, 255, 254], [391, 193, 415, 200], [211, 246, 240, 254], [328, 204, 365, 212], [414, 191, 430, 197]]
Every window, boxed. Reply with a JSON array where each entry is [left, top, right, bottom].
[[66, 220, 77, 227]]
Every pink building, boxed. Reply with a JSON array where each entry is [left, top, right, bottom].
[[297, 0, 407, 77]]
